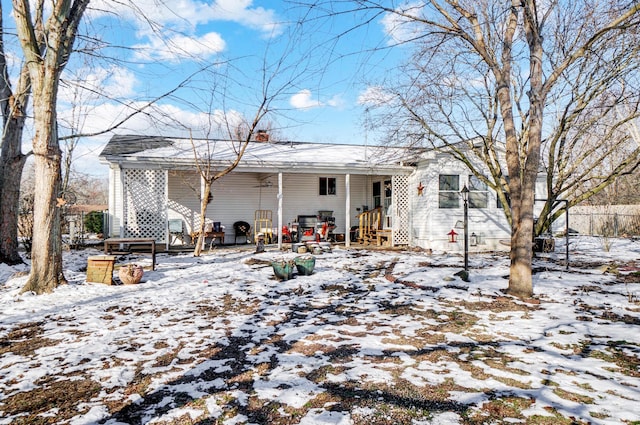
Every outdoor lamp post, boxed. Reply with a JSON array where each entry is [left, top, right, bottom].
[[460, 185, 469, 271]]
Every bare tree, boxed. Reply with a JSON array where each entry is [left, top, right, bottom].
[[1, 3, 179, 267], [0, 0, 31, 265], [184, 39, 314, 256], [189, 126, 256, 257], [318, 1, 640, 298], [14, 0, 91, 294], [5, 0, 300, 293], [537, 94, 640, 234]]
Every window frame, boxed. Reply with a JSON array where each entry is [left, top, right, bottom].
[[438, 174, 460, 208], [319, 177, 337, 196], [373, 181, 381, 207], [468, 175, 488, 209]]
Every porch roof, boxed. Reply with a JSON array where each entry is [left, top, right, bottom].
[[99, 135, 421, 175]]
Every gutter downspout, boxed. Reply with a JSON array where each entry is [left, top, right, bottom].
[[165, 170, 169, 251], [118, 164, 125, 238], [277, 172, 283, 249], [346, 174, 351, 248]]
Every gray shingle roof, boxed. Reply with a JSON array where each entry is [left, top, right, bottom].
[[99, 135, 174, 156], [99, 134, 422, 174]]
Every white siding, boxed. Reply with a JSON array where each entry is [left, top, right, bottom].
[[158, 172, 384, 243], [107, 166, 124, 238], [208, 173, 271, 243], [205, 173, 376, 241], [410, 156, 511, 251], [167, 171, 201, 235]]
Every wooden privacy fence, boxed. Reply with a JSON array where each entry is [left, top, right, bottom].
[[570, 212, 640, 237]]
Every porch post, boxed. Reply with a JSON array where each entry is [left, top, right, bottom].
[[118, 166, 125, 237], [345, 174, 351, 248], [277, 172, 283, 249], [108, 166, 116, 238], [165, 170, 170, 251]]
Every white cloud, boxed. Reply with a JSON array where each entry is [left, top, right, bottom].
[[290, 89, 323, 110], [380, 2, 424, 45], [326, 94, 345, 109], [60, 100, 248, 141], [133, 32, 226, 62], [88, 0, 282, 37], [207, 0, 283, 36], [57, 100, 249, 176], [58, 66, 138, 108], [357, 86, 396, 107]]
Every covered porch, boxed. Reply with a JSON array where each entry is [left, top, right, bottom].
[[101, 135, 419, 250], [107, 168, 412, 249]]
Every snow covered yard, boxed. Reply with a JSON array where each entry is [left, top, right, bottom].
[[0, 237, 639, 425]]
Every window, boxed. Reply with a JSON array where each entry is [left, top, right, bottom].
[[319, 177, 336, 196], [496, 176, 510, 209], [439, 174, 459, 208], [373, 181, 381, 207], [384, 179, 392, 210], [468, 175, 488, 208]]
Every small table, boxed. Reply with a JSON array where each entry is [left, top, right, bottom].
[[206, 232, 225, 249], [104, 238, 156, 270], [191, 231, 225, 249]]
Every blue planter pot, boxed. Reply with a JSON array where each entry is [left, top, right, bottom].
[[294, 255, 316, 276]]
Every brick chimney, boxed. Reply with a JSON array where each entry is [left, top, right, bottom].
[[255, 130, 269, 142]]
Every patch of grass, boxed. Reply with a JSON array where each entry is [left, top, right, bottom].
[[466, 395, 532, 423], [1, 378, 101, 424], [152, 343, 185, 368], [589, 346, 640, 377], [0, 321, 54, 357], [435, 309, 479, 333], [552, 387, 595, 404], [454, 298, 539, 313]]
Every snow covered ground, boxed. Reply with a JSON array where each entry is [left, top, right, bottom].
[[0, 236, 639, 424]]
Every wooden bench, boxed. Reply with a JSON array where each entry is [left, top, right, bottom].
[[375, 229, 392, 246], [104, 238, 156, 270]]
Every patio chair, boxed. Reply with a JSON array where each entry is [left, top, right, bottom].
[[254, 210, 273, 244], [168, 219, 185, 245], [233, 221, 251, 244]]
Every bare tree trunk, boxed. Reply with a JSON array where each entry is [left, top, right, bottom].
[[21, 93, 66, 293], [0, 2, 30, 265], [506, 0, 544, 298], [193, 181, 212, 257], [13, 0, 90, 294], [0, 123, 27, 265]]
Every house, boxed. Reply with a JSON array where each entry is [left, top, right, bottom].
[[98, 134, 515, 251]]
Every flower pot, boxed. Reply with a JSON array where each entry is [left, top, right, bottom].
[[271, 260, 295, 280], [119, 264, 144, 284], [294, 255, 316, 276]]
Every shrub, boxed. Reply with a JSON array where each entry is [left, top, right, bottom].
[[84, 211, 104, 234]]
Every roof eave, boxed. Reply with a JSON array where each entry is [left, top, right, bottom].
[[100, 155, 415, 175]]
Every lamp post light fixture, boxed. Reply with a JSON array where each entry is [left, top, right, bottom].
[[460, 184, 469, 272]]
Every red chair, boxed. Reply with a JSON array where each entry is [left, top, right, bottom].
[[282, 225, 293, 243]]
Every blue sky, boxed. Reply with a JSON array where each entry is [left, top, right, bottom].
[[6, 1, 405, 177]]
